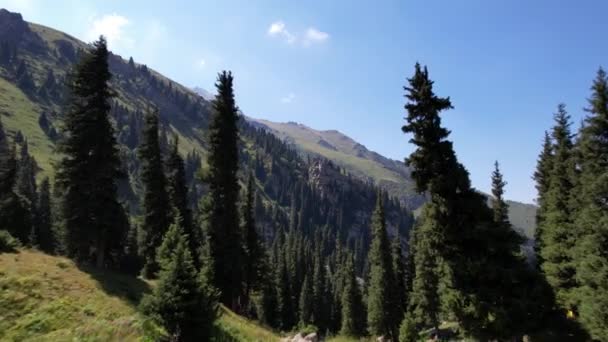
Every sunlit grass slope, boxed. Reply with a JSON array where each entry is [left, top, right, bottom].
[[0, 249, 281, 341]]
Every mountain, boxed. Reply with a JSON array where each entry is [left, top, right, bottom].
[[192, 86, 215, 101], [0, 7, 534, 244], [0, 8, 412, 258], [251, 119, 538, 239], [251, 119, 425, 208]]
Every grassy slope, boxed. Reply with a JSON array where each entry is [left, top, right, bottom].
[[0, 77, 54, 176], [1, 22, 208, 177], [253, 119, 404, 184], [0, 250, 280, 342]]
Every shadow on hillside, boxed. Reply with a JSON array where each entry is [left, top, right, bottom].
[[77, 264, 151, 307]]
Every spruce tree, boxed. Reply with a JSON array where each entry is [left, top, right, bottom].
[[406, 203, 443, 333], [166, 135, 199, 268], [0, 125, 30, 242], [312, 243, 329, 331], [138, 108, 170, 278], [573, 68, 608, 340], [391, 236, 407, 338], [16, 140, 37, 208], [400, 63, 517, 338], [156, 217, 184, 268], [200, 71, 242, 309], [140, 223, 219, 342], [55, 36, 125, 268], [15, 140, 37, 245], [0, 118, 16, 228], [276, 253, 296, 330], [299, 274, 313, 326], [257, 262, 279, 328], [540, 104, 577, 310], [340, 254, 365, 337], [243, 172, 264, 311], [366, 195, 394, 338], [533, 131, 553, 265], [485, 161, 536, 338]]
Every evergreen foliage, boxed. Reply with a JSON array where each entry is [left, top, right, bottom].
[[299, 274, 313, 327], [390, 236, 407, 337], [539, 104, 577, 309], [339, 254, 365, 337], [0, 118, 30, 242], [406, 203, 443, 332], [366, 195, 394, 338], [312, 241, 329, 331], [35, 177, 54, 253], [572, 68, 608, 340], [200, 71, 242, 310], [242, 172, 264, 311], [15, 140, 37, 245], [401, 63, 538, 340], [166, 135, 199, 268], [138, 108, 170, 278], [533, 131, 553, 265], [140, 223, 219, 342], [55, 36, 125, 268]]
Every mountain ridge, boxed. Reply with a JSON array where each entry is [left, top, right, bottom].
[[250, 117, 537, 238]]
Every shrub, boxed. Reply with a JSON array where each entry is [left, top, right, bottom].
[[0, 230, 20, 252]]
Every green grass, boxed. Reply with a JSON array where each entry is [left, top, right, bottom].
[[0, 249, 282, 341], [0, 78, 55, 177], [214, 306, 281, 341], [0, 249, 147, 341]]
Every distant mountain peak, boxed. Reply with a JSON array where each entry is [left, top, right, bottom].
[[192, 86, 214, 101]]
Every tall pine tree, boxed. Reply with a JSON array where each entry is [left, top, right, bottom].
[[539, 104, 577, 310], [200, 71, 242, 310], [166, 135, 199, 268], [242, 172, 264, 311], [390, 236, 407, 338], [340, 254, 365, 337], [400, 63, 526, 339], [138, 108, 170, 278], [55, 36, 126, 267], [533, 131, 553, 265], [366, 195, 394, 339], [573, 68, 608, 340], [0, 117, 29, 241]]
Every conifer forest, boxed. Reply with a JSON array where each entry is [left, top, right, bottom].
[[0, 4, 607, 342]]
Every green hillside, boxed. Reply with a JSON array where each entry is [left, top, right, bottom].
[[252, 119, 538, 239], [251, 119, 423, 207], [0, 249, 281, 341]]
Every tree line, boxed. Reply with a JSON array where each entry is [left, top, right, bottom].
[[2, 35, 607, 341], [534, 69, 608, 341]]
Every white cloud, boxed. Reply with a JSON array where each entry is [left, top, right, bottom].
[[195, 58, 206, 69], [267, 21, 329, 47], [303, 27, 329, 46], [268, 21, 286, 35], [267, 20, 296, 44], [86, 14, 133, 49], [281, 93, 295, 104]]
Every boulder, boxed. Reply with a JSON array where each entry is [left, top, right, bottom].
[[304, 332, 318, 341]]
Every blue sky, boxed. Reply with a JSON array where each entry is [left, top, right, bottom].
[[2, 0, 607, 203]]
